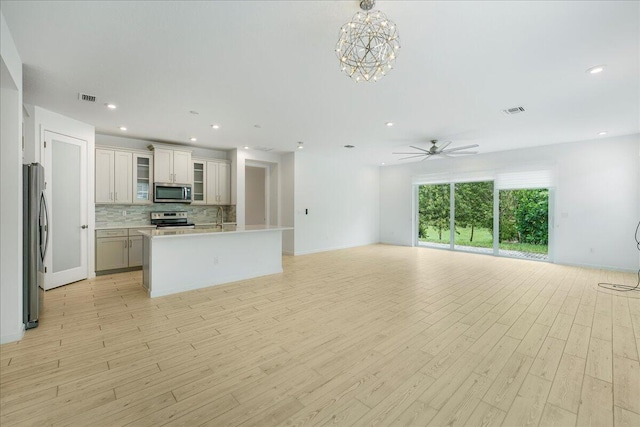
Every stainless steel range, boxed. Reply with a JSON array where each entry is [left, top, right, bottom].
[[150, 212, 195, 229]]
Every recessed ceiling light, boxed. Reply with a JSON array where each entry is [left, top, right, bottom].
[[586, 65, 605, 74], [297, 141, 304, 150], [381, 162, 385, 165], [119, 126, 127, 131], [385, 122, 394, 127], [211, 124, 220, 130], [244, 146, 249, 149], [598, 131, 608, 136], [105, 103, 117, 109], [190, 137, 197, 142], [344, 145, 355, 149]]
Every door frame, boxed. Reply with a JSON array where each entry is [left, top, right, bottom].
[[33, 108, 95, 281], [245, 160, 272, 226]]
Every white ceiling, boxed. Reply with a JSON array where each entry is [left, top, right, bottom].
[[1, 1, 638, 165]]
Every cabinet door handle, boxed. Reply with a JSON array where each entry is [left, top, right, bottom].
[[124, 240, 127, 249], [129, 239, 132, 247]]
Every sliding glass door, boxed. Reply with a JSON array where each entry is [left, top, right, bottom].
[[417, 184, 451, 248], [417, 180, 551, 261], [454, 181, 494, 254], [498, 189, 549, 260]]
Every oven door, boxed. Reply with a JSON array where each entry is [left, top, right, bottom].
[[154, 183, 192, 203]]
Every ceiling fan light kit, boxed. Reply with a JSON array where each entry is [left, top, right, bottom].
[[336, 0, 401, 83], [393, 140, 480, 161]]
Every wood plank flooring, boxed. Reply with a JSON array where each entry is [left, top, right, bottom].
[[1, 244, 639, 426]]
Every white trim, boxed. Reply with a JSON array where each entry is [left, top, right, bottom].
[[0, 325, 24, 345], [293, 242, 380, 256]]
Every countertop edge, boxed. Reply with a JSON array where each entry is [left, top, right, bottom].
[[139, 226, 293, 238]]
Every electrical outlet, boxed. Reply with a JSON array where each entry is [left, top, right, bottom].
[[122, 210, 127, 216], [213, 256, 219, 265]]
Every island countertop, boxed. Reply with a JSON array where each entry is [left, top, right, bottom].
[[138, 224, 292, 238]]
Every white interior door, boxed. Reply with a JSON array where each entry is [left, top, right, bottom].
[[43, 131, 88, 289]]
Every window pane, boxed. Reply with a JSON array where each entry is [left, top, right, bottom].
[[499, 189, 549, 260], [454, 181, 494, 253], [418, 184, 451, 248]]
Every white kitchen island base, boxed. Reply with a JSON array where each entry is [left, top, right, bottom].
[[139, 226, 289, 298]]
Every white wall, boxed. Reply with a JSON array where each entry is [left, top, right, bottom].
[[0, 11, 24, 344], [380, 134, 640, 271], [294, 151, 380, 255]]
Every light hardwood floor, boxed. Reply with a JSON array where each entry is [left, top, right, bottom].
[[1, 244, 639, 426]]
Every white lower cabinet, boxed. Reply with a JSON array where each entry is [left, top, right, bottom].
[[128, 236, 143, 267], [96, 228, 146, 272]]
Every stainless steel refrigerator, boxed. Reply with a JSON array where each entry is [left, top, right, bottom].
[[23, 163, 48, 329]]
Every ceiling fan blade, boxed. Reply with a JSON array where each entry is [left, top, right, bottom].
[[421, 155, 433, 161], [442, 144, 479, 153], [393, 152, 424, 154], [409, 145, 432, 153], [398, 154, 428, 160], [447, 151, 478, 155], [438, 141, 451, 151]]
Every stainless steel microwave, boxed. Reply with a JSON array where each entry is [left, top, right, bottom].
[[153, 183, 192, 203]]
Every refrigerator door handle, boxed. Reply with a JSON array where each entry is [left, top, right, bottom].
[[40, 192, 50, 262]]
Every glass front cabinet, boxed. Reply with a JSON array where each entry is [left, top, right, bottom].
[[133, 153, 153, 204], [192, 159, 206, 204]]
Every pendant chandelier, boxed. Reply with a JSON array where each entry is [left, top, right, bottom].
[[336, 0, 401, 83]]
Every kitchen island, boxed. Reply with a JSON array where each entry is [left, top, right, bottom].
[[137, 225, 291, 297]]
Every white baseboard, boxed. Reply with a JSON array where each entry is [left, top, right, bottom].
[[555, 260, 638, 273], [294, 241, 380, 256], [0, 324, 25, 344]]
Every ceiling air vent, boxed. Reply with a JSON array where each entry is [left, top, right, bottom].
[[252, 146, 273, 152], [502, 106, 525, 115], [78, 92, 97, 103], [344, 145, 355, 149]]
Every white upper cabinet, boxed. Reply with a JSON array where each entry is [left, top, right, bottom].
[[113, 151, 133, 203], [150, 145, 192, 184], [95, 148, 132, 204], [153, 148, 173, 183], [218, 162, 231, 205], [132, 153, 153, 204], [192, 159, 207, 205], [173, 150, 191, 184], [206, 160, 231, 205], [95, 149, 114, 203]]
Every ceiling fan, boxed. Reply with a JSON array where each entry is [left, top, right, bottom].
[[393, 139, 479, 161]]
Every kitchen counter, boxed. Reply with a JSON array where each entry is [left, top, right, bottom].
[[138, 224, 288, 238], [141, 225, 292, 297], [95, 224, 157, 230]]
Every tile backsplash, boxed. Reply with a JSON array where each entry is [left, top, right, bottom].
[[96, 204, 236, 227]]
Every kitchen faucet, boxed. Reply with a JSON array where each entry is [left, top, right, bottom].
[[216, 206, 224, 228]]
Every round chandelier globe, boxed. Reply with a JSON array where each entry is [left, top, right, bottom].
[[336, 9, 400, 83]]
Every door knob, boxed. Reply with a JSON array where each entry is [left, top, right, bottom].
[[81, 224, 88, 229]]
